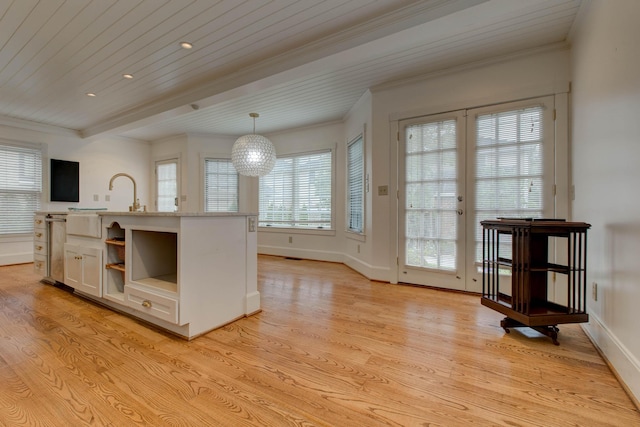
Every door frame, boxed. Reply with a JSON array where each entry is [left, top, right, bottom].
[[397, 110, 467, 290], [391, 95, 566, 292]]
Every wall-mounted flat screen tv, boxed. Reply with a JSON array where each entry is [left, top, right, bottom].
[[50, 159, 79, 202]]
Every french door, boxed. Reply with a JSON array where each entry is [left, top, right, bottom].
[[399, 111, 467, 290], [399, 96, 556, 292]]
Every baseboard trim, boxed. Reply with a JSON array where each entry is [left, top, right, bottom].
[[0, 252, 33, 266], [258, 245, 343, 263], [343, 253, 390, 282], [582, 314, 640, 409]]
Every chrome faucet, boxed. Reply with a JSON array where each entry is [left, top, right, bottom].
[[109, 173, 141, 211]]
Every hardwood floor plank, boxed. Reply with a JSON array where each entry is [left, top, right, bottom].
[[0, 256, 638, 426]]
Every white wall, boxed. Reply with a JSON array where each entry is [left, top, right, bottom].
[[150, 133, 256, 213], [0, 125, 150, 265], [343, 91, 379, 278], [571, 0, 640, 402], [372, 48, 571, 283]]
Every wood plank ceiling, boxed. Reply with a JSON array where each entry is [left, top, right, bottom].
[[0, 0, 583, 141]]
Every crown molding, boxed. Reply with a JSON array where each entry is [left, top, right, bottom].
[[0, 115, 80, 137], [371, 41, 571, 93]]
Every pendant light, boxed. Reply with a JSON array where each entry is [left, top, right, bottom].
[[231, 113, 276, 177]]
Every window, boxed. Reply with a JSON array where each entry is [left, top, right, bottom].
[[204, 159, 238, 212], [0, 142, 42, 235], [156, 159, 178, 212], [346, 134, 364, 233], [259, 150, 332, 229]]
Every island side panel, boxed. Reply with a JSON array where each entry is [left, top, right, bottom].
[[245, 216, 260, 315], [178, 216, 251, 334]]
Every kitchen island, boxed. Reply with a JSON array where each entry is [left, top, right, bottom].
[[36, 211, 260, 339]]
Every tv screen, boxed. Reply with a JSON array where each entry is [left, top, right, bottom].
[[50, 159, 79, 202]]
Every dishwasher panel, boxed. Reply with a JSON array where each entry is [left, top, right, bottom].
[[46, 215, 67, 283]]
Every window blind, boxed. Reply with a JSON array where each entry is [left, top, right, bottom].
[[156, 161, 177, 212], [347, 135, 364, 233], [204, 159, 238, 212], [259, 150, 332, 228], [474, 106, 545, 262], [0, 143, 42, 234]]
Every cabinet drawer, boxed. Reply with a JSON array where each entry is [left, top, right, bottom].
[[34, 216, 46, 230], [34, 241, 47, 256], [34, 229, 46, 241], [125, 286, 178, 324], [34, 254, 47, 276]]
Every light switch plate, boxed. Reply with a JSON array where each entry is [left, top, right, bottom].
[[378, 185, 388, 196]]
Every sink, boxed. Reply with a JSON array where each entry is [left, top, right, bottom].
[[66, 213, 101, 238]]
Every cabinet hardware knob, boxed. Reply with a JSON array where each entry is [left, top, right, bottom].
[[36, 232, 42, 237], [36, 245, 42, 250], [141, 300, 152, 308], [35, 220, 42, 224]]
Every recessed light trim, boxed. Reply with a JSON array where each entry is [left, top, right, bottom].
[[123, 73, 134, 79], [180, 41, 193, 49], [86, 92, 96, 97]]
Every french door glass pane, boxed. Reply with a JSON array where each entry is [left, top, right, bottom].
[[474, 106, 545, 262], [404, 119, 457, 271], [157, 162, 177, 212]]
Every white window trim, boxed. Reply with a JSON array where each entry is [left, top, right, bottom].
[[259, 148, 335, 232], [202, 156, 239, 213], [346, 130, 366, 238], [0, 139, 45, 238]]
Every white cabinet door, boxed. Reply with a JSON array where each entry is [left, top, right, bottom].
[[64, 244, 102, 297]]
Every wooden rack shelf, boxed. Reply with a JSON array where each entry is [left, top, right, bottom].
[[481, 218, 591, 345], [105, 262, 125, 272]]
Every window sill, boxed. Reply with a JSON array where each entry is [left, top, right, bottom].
[[0, 233, 33, 243], [259, 227, 336, 237], [345, 231, 366, 242]]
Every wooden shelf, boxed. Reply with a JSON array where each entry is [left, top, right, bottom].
[[105, 238, 125, 247], [105, 262, 125, 272], [133, 275, 177, 293]]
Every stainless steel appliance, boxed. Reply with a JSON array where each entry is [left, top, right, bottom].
[[45, 214, 66, 283]]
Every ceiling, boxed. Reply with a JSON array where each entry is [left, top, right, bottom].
[[0, 0, 583, 142]]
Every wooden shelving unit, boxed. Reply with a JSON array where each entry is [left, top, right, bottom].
[[481, 218, 590, 345], [104, 226, 125, 299]]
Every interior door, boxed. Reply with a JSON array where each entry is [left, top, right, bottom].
[[398, 111, 466, 290]]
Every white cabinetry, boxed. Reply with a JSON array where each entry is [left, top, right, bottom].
[[97, 213, 260, 339], [64, 243, 102, 297], [33, 215, 47, 276], [37, 211, 259, 340]]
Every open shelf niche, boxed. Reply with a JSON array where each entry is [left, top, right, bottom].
[[105, 222, 126, 300], [130, 229, 178, 294]]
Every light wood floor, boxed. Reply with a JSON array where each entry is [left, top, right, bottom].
[[0, 255, 638, 426]]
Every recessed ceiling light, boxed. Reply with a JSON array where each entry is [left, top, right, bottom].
[[123, 74, 134, 79], [86, 92, 96, 97], [180, 41, 193, 49]]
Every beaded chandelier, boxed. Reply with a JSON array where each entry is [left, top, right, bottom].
[[231, 113, 276, 177]]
